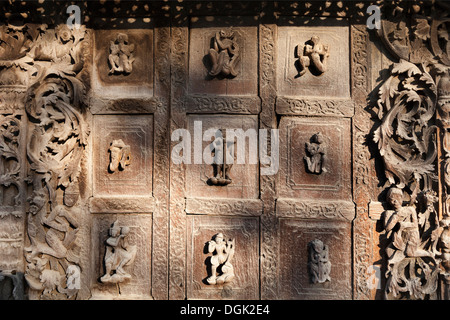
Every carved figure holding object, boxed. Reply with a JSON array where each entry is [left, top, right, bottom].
[[206, 233, 235, 285]]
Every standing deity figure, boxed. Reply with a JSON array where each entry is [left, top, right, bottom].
[[100, 221, 137, 284], [108, 139, 131, 173], [108, 33, 135, 75], [296, 35, 330, 77], [308, 239, 331, 284], [304, 132, 326, 174], [209, 29, 240, 78], [206, 233, 235, 285], [208, 129, 234, 186]]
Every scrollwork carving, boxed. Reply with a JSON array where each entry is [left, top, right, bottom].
[[373, 59, 437, 190], [20, 24, 90, 300], [375, 2, 450, 299]]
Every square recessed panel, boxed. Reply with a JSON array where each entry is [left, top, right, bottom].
[[189, 16, 258, 95], [93, 114, 153, 197], [91, 214, 152, 299], [187, 216, 259, 300], [278, 117, 351, 200], [277, 17, 350, 98], [279, 219, 352, 300], [186, 115, 259, 199], [93, 29, 154, 98]]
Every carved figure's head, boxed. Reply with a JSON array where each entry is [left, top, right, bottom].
[[386, 187, 403, 210], [309, 239, 325, 253], [116, 33, 129, 44], [28, 190, 46, 215], [109, 220, 121, 237], [214, 233, 224, 244], [312, 132, 324, 144], [311, 35, 320, 45]]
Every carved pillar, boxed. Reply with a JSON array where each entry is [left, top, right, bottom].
[[0, 24, 31, 299]]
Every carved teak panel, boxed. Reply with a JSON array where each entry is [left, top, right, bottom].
[[0, 1, 449, 301]]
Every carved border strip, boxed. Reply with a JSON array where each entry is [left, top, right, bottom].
[[276, 96, 355, 117], [186, 198, 263, 216], [276, 198, 356, 221], [259, 21, 279, 300], [89, 196, 155, 213], [151, 22, 171, 300], [350, 24, 375, 300], [169, 21, 189, 300], [89, 96, 161, 114], [185, 95, 261, 114]]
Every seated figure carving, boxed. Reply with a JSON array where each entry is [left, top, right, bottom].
[[209, 29, 240, 78], [108, 33, 135, 75], [296, 35, 330, 77]]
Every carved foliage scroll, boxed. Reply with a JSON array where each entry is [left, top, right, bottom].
[[375, 2, 450, 300], [21, 24, 90, 300], [373, 59, 438, 190]]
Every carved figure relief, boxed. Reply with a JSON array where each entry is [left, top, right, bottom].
[[208, 129, 234, 186], [296, 35, 330, 77], [208, 29, 240, 78], [308, 239, 331, 284], [383, 186, 440, 299], [205, 233, 235, 285], [0, 114, 22, 210], [108, 139, 131, 173], [100, 220, 137, 284], [304, 132, 327, 174], [108, 33, 135, 75]]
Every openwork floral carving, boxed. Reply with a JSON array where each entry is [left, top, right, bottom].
[[373, 59, 437, 190], [375, 1, 450, 300], [15, 24, 91, 300]]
